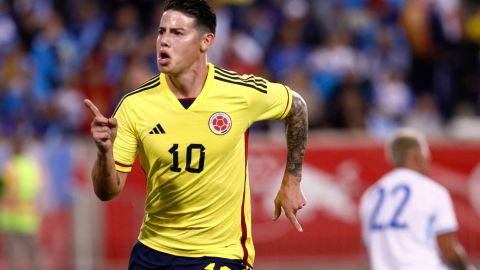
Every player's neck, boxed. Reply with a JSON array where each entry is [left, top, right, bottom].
[[166, 61, 209, 99], [402, 150, 428, 175], [400, 164, 427, 175]]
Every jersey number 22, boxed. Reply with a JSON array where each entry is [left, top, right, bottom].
[[369, 184, 411, 231]]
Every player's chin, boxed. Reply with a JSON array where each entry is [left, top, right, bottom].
[[157, 63, 174, 74]]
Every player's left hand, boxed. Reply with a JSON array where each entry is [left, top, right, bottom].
[[272, 173, 306, 232]]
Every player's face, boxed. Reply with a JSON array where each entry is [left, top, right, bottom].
[[156, 10, 204, 74]]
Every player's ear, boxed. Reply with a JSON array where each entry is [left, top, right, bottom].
[[200, 32, 214, 53]]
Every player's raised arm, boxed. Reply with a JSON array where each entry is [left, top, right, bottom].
[[84, 99, 127, 201], [273, 91, 308, 232]]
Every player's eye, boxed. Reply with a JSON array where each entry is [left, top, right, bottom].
[[172, 30, 183, 36]]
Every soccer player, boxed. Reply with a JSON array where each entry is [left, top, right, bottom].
[[359, 128, 477, 270], [84, 1, 307, 269]]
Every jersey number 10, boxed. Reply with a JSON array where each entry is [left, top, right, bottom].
[[369, 184, 411, 231], [169, 144, 206, 173]]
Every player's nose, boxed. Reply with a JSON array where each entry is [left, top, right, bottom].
[[158, 34, 170, 48]]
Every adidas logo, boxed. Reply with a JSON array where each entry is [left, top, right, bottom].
[[149, 123, 165, 134]]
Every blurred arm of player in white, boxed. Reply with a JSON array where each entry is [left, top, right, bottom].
[[438, 233, 478, 270], [272, 91, 308, 232], [84, 99, 128, 201]]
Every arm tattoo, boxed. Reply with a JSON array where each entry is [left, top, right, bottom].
[[285, 91, 308, 177]]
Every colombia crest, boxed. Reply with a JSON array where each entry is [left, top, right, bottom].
[[209, 112, 232, 135]]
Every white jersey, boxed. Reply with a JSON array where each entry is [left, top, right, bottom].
[[359, 168, 458, 270]]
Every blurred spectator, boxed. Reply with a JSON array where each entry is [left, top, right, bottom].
[[208, 2, 233, 65], [70, 0, 106, 63], [0, 137, 44, 270], [238, 3, 279, 48], [431, 0, 462, 44], [53, 75, 85, 133], [402, 0, 466, 121], [405, 92, 444, 137], [0, 43, 34, 135], [325, 77, 369, 130], [402, 0, 435, 97], [31, 11, 79, 104], [96, 30, 128, 86], [465, 5, 480, 45], [308, 31, 368, 104], [111, 3, 141, 54], [267, 16, 310, 81], [367, 25, 410, 81], [370, 70, 413, 124], [0, 1, 18, 59]]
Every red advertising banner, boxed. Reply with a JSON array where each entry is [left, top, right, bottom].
[[104, 137, 480, 264]]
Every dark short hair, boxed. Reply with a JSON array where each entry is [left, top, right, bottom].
[[163, 0, 216, 34], [386, 128, 426, 167]]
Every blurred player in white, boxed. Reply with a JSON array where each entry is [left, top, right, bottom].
[[359, 128, 477, 270]]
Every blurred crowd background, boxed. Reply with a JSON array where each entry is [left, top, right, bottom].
[[0, 0, 480, 269], [0, 0, 480, 139]]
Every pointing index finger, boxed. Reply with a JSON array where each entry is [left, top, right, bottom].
[[84, 99, 104, 118], [286, 211, 303, 232]]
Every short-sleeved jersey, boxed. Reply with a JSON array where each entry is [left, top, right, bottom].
[[359, 168, 458, 270], [112, 63, 292, 266]]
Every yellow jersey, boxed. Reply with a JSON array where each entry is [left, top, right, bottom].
[[112, 63, 292, 266]]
